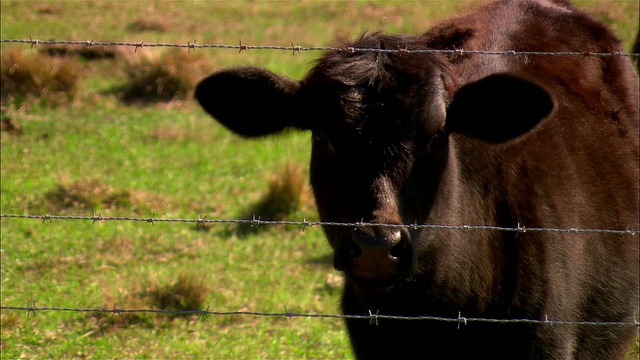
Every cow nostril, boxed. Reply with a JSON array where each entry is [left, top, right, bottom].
[[389, 229, 411, 262], [389, 240, 405, 260], [350, 228, 408, 261]]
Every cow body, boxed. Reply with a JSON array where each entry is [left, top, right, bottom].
[[195, 0, 639, 358]]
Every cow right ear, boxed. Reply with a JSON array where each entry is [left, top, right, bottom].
[[194, 67, 303, 137], [444, 73, 553, 143]]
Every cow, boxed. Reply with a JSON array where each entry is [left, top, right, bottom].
[[195, 0, 639, 358]]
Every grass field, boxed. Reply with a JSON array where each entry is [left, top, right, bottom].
[[1, 1, 638, 358]]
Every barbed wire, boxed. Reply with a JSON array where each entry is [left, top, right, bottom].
[[2, 305, 639, 328], [0, 213, 637, 235], [2, 38, 639, 58]]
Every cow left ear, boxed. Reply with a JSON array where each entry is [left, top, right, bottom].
[[195, 67, 303, 138], [445, 73, 553, 143]]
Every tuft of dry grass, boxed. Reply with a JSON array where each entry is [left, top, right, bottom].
[[43, 178, 132, 212], [1, 312, 20, 331], [1, 48, 81, 107], [145, 273, 209, 316], [118, 49, 212, 104], [127, 18, 170, 33], [90, 272, 209, 335], [35, 4, 63, 15], [36, 177, 170, 214], [1, 117, 23, 136], [90, 283, 154, 336], [39, 45, 119, 61], [234, 162, 309, 235], [254, 161, 308, 220]]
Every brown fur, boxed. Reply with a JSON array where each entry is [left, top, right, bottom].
[[195, 1, 639, 358]]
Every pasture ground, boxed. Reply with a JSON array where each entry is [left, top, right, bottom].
[[1, 1, 638, 358]]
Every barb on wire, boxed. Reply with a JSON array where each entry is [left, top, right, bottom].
[[1, 305, 639, 328], [26, 301, 37, 316], [457, 311, 469, 329], [369, 310, 380, 326], [0, 213, 637, 236], [1, 38, 639, 59]]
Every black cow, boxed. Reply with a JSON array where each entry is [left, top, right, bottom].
[[195, 0, 639, 358]]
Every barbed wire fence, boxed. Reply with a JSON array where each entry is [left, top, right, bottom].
[[2, 38, 640, 59], [1, 37, 639, 330], [2, 213, 639, 328], [3, 304, 640, 328], [1, 213, 638, 235]]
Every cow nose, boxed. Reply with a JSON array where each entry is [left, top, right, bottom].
[[348, 227, 411, 278], [351, 227, 402, 257]]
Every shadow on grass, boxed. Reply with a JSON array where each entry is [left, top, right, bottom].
[[307, 252, 334, 267]]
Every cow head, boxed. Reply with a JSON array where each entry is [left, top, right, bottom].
[[195, 34, 553, 290]]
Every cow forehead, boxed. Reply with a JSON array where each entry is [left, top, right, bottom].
[[301, 76, 446, 145], [298, 37, 452, 137], [305, 87, 419, 145]]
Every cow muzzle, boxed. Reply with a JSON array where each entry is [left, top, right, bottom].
[[337, 226, 413, 283]]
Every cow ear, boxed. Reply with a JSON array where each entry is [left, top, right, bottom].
[[445, 74, 553, 143], [195, 67, 303, 137]]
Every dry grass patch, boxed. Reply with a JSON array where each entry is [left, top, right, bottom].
[[39, 45, 119, 61], [18, 253, 94, 278], [1, 117, 23, 135], [1, 312, 21, 331], [234, 162, 311, 235], [254, 161, 308, 220], [0, 312, 20, 354], [145, 273, 209, 316], [90, 272, 209, 335], [90, 285, 154, 336], [119, 49, 212, 104], [148, 126, 188, 142], [36, 177, 170, 215], [35, 4, 63, 15], [43, 178, 132, 212], [1, 48, 81, 107], [127, 18, 170, 33], [95, 236, 137, 266]]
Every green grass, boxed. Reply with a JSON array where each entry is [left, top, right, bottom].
[[1, 0, 638, 359]]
